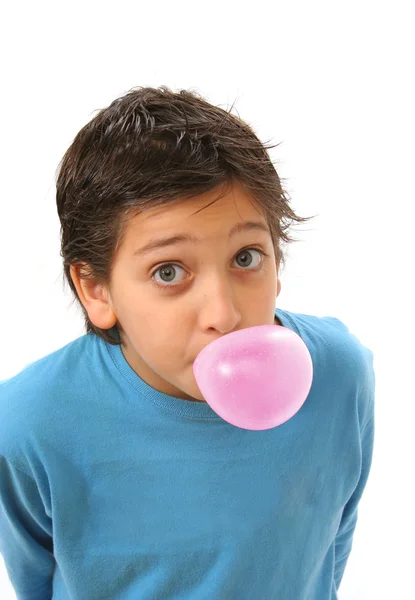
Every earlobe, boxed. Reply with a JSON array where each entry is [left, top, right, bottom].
[[69, 264, 117, 330]]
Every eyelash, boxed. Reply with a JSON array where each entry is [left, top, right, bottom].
[[150, 247, 269, 289]]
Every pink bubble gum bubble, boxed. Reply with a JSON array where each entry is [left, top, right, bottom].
[[192, 324, 313, 431]]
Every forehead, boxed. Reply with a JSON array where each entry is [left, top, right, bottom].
[[122, 182, 267, 246]]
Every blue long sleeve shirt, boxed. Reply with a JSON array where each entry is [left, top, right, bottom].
[[0, 308, 375, 599]]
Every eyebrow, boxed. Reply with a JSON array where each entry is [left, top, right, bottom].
[[132, 221, 271, 257]]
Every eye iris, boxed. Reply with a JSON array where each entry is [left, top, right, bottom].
[[160, 266, 175, 282], [237, 250, 253, 267]]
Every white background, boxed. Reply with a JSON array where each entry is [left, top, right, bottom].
[[0, 1, 413, 598]]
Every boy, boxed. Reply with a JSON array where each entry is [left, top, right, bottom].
[[0, 86, 375, 599]]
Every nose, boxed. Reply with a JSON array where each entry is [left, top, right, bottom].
[[198, 276, 242, 335]]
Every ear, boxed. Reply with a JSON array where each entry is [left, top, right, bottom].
[[70, 263, 117, 330], [276, 277, 282, 298]]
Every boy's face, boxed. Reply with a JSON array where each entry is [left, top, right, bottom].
[[73, 180, 281, 402]]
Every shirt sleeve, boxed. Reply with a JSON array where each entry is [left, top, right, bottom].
[[334, 350, 376, 591], [0, 454, 55, 600]]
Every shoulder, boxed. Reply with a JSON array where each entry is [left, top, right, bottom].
[[0, 334, 98, 466], [0, 333, 95, 394], [279, 309, 375, 429], [278, 308, 375, 386]]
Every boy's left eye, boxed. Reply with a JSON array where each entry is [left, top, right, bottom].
[[151, 247, 268, 288]]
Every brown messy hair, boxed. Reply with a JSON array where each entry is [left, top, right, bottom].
[[56, 85, 317, 345]]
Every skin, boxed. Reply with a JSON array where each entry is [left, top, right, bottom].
[[70, 180, 282, 402]]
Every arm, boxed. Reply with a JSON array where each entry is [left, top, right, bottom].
[[0, 455, 55, 600], [334, 353, 376, 590]]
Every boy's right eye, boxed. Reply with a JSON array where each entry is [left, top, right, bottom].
[[152, 264, 186, 287]]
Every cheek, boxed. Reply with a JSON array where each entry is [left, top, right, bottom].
[[132, 313, 187, 356]]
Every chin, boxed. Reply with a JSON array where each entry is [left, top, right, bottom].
[[183, 374, 206, 402], [185, 384, 206, 402]]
